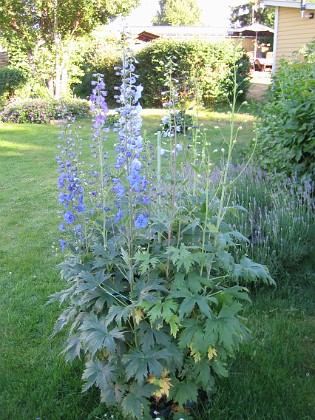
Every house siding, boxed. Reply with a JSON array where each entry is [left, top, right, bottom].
[[276, 7, 315, 65]]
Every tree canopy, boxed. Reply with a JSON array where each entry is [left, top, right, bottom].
[[230, 1, 275, 28], [0, 0, 140, 98], [153, 0, 201, 26], [0, 0, 140, 46]]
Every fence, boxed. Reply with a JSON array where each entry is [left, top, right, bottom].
[[0, 52, 9, 68]]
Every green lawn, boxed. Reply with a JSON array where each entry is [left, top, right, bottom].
[[0, 109, 314, 419]]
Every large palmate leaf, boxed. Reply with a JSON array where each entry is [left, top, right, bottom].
[[62, 333, 82, 362], [142, 298, 178, 323], [178, 319, 213, 354], [169, 379, 198, 406], [210, 358, 229, 378], [123, 348, 170, 383], [138, 321, 173, 353], [190, 359, 215, 388], [82, 359, 118, 404], [166, 243, 200, 273], [46, 284, 76, 306], [176, 294, 212, 321], [205, 302, 249, 353], [105, 304, 133, 327], [233, 257, 275, 285], [79, 315, 124, 355], [91, 243, 120, 269], [134, 250, 160, 275], [51, 306, 77, 335], [131, 276, 168, 302], [77, 270, 110, 292], [122, 382, 156, 419], [140, 299, 180, 338], [221, 285, 252, 303]]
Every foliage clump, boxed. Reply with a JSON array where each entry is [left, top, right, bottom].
[[0, 98, 90, 123], [74, 38, 251, 107], [230, 1, 275, 28], [0, 0, 141, 99], [152, 0, 202, 25], [0, 67, 27, 101], [136, 39, 250, 107], [254, 39, 315, 182]]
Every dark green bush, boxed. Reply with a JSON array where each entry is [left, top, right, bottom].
[[254, 40, 315, 181], [72, 64, 120, 107], [0, 98, 90, 123], [71, 36, 121, 107], [136, 39, 250, 107], [73, 39, 250, 107], [0, 67, 27, 99]]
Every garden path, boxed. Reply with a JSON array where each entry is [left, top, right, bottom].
[[247, 71, 272, 102]]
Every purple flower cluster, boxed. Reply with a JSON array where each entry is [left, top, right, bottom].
[[87, 74, 112, 214], [112, 54, 149, 230], [56, 57, 150, 253], [90, 76, 109, 134], [56, 123, 86, 249]]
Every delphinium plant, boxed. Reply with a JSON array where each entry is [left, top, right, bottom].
[[50, 36, 275, 419]]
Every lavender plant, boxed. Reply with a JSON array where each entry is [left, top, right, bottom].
[[50, 38, 275, 419], [216, 163, 315, 278]]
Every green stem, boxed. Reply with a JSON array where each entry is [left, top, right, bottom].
[[97, 127, 107, 246], [216, 61, 238, 236], [157, 131, 162, 244]]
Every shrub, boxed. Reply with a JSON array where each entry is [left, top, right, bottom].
[[59, 98, 91, 119], [73, 65, 120, 107], [136, 39, 251, 107], [0, 67, 27, 100], [0, 98, 90, 123], [254, 40, 315, 182], [73, 39, 251, 107], [71, 34, 121, 106]]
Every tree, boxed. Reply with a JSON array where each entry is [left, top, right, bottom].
[[230, 1, 275, 28], [0, 0, 140, 98], [153, 0, 201, 26]]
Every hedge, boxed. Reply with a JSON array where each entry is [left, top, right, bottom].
[[136, 39, 250, 107], [73, 39, 251, 107]]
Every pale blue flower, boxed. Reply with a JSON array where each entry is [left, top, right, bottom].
[[59, 239, 66, 251], [135, 213, 148, 229], [115, 209, 123, 223], [113, 180, 126, 197], [64, 211, 75, 224]]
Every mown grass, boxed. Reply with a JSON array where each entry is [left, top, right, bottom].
[[0, 107, 314, 419]]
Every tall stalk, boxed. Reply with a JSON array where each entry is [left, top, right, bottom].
[[163, 58, 180, 277], [216, 58, 239, 234]]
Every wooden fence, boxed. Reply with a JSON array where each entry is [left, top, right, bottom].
[[0, 52, 9, 68]]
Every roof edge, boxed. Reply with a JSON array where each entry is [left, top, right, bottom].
[[262, 1, 315, 8]]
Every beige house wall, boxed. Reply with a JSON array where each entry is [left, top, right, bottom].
[[276, 6, 315, 66]]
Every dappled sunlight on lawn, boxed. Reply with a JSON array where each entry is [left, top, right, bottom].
[[140, 108, 166, 117], [0, 140, 54, 156], [140, 107, 256, 124], [198, 109, 256, 123]]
